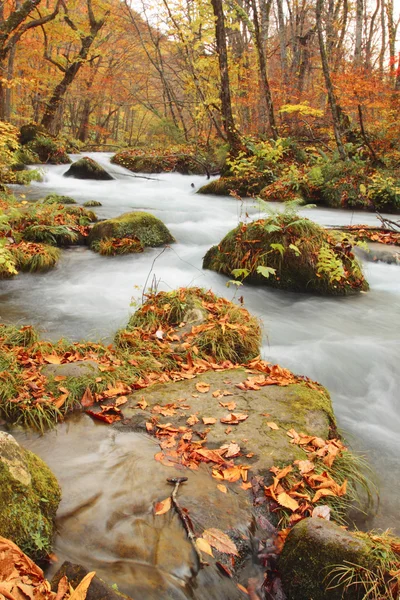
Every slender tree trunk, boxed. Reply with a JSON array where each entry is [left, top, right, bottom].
[[275, 0, 288, 87], [354, 0, 363, 65], [251, 0, 278, 138], [316, 0, 347, 160], [379, 0, 386, 75], [210, 0, 242, 154]]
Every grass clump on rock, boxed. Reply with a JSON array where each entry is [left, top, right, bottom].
[[10, 242, 60, 273], [198, 173, 273, 197], [117, 287, 262, 364], [111, 146, 217, 175], [83, 200, 102, 207], [42, 193, 77, 205], [91, 236, 144, 256], [203, 206, 368, 295], [88, 211, 175, 249]]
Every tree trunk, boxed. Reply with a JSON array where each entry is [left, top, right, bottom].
[[251, 0, 278, 138], [316, 0, 347, 160], [211, 0, 242, 154], [354, 0, 363, 65]]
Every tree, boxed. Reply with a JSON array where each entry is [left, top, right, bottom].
[[40, 0, 109, 133], [0, 0, 61, 119]]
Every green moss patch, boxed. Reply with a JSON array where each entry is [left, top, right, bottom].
[[64, 156, 113, 180], [112, 148, 215, 175], [203, 210, 368, 295], [88, 211, 175, 248], [198, 173, 273, 197], [42, 194, 77, 205], [0, 432, 60, 562]]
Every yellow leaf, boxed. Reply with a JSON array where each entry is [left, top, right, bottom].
[[154, 497, 172, 515], [217, 484, 227, 494], [267, 421, 279, 430], [196, 537, 214, 557], [196, 382, 210, 393], [277, 492, 300, 512], [202, 528, 239, 555], [69, 572, 96, 600]]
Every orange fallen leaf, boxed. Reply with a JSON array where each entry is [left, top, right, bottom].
[[196, 382, 210, 393], [69, 571, 96, 600], [266, 421, 279, 430], [187, 414, 199, 426], [202, 528, 239, 556], [137, 397, 148, 410], [81, 386, 94, 408], [277, 492, 300, 512], [237, 583, 249, 594], [43, 354, 62, 365], [154, 497, 172, 515], [312, 488, 336, 503], [202, 417, 217, 425], [217, 484, 227, 494]]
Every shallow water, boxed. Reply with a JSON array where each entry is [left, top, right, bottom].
[[2, 154, 400, 580]]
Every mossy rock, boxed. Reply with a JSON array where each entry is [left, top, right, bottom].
[[88, 211, 175, 248], [42, 194, 77, 205], [19, 123, 47, 145], [280, 518, 375, 600], [51, 562, 133, 600], [11, 242, 60, 272], [198, 173, 273, 197], [25, 136, 70, 165], [64, 157, 113, 180], [122, 369, 334, 475], [203, 213, 369, 296], [0, 432, 61, 562], [111, 150, 210, 175], [83, 200, 102, 207]]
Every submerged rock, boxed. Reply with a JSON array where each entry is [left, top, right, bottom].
[[0, 432, 60, 561], [280, 518, 374, 600], [203, 213, 369, 295], [88, 211, 175, 248], [52, 562, 133, 600], [64, 156, 114, 180]]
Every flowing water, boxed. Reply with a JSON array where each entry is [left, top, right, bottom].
[[1, 154, 400, 594]]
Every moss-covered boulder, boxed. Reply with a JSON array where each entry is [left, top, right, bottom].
[[198, 173, 273, 197], [83, 200, 102, 207], [42, 193, 76, 205], [88, 211, 175, 248], [25, 135, 70, 165], [0, 432, 61, 562], [203, 212, 369, 295], [280, 518, 378, 600], [64, 156, 113, 180], [116, 287, 261, 364], [112, 149, 211, 175]]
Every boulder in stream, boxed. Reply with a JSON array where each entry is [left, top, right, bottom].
[[203, 211, 369, 295], [88, 211, 175, 248], [64, 156, 114, 180], [0, 431, 60, 561], [198, 173, 273, 197]]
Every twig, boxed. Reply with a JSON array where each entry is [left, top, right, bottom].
[[376, 212, 400, 232], [167, 477, 208, 568]]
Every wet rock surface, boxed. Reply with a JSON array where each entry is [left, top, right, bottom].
[[64, 157, 114, 180], [42, 359, 100, 378]]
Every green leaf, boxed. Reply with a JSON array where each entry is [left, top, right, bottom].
[[231, 268, 250, 279], [289, 243, 301, 256], [226, 280, 243, 288], [270, 243, 285, 256], [256, 266, 276, 279]]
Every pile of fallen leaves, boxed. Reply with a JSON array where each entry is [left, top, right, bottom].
[[0, 536, 94, 600], [343, 225, 400, 246], [92, 236, 144, 256]]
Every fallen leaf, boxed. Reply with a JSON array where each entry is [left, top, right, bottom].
[[155, 328, 164, 340], [312, 505, 331, 520], [55, 576, 69, 600], [187, 414, 199, 426], [220, 442, 241, 458], [266, 421, 279, 430], [219, 401, 237, 411], [137, 397, 148, 410], [146, 422, 154, 432], [217, 484, 228, 494], [196, 382, 210, 393], [115, 396, 128, 406], [295, 460, 315, 475], [43, 354, 62, 365], [69, 572, 96, 600], [154, 497, 172, 515], [202, 417, 217, 425], [203, 528, 239, 556], [240, 482, 252, 490], [237, 583, 249, 594], [81, 386, 94, 408], [220, 413, 248, 424], [195, 537, 214, 557], [312, 488, 336, 503], [277, 492, 300, 512]]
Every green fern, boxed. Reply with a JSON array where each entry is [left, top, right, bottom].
[[317, 244, 345, 283]]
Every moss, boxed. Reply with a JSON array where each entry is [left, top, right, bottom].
[[88, 211, 175, 247], [280, 519, 375, 600], [0, 445, 61, 562], [111, 148, 215, 175], [198, 173, 273, 197], [64, 157, 113, 180], [11, 242, 60, 272], [83, 200, 102, 207], [203, 213, 369, 296], [43, 194, 77, 205], [26, 136, 71, 165]]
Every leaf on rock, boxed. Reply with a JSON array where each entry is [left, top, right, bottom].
[[202, 417, 217, 425], [266, 421, 279, 430], [217, 484, 227, 494], [154, 497, 172, 515], [43, 354, 62, 365], [68, 571, 96, 600], [202, 528, 239, 556], [81, 386, 94, 408], [196, 382, 210, 393], [195, 537, 214, 557]]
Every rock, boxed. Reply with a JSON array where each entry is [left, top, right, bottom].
[[19, 123, 47, 145], [198, 173, 273, 197], [203, 214, 369, 295], [43, 193, 77, 205], [52, 562, 133, 600], [42, 359, 100, 379], [0, 432, 60, 561], [354, 242, 400, 265], [111, 149, 213, 175], [21, 126, 71, 165], [279, 518, 374, 600], [121, 368, 334, 474], [88, 211, 175, 247], [64, 156, 114, 180], [83, 200, 103, 207]]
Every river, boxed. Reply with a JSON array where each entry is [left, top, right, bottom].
[[1, 153, 399, 594]]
